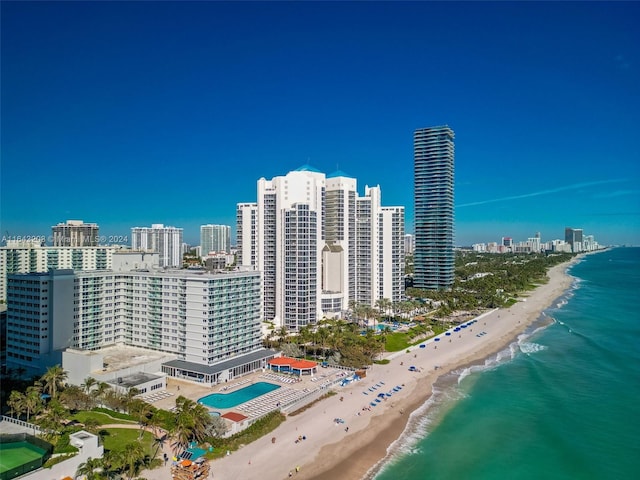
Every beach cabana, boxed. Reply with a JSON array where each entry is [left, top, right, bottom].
[[221, 411, 249, 436], [268, 357, 318, 376]]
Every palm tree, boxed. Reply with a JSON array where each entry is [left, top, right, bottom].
[[277, 326, 289, 346], [264, 329, 275, 349], [102, 451, 125, 478], [191, 403, 213, 443], [41, 365, 67, 400], [24, 386, 43, 422], [60, 384, 88, 411], [81, 376, 98, 395], [122, 442, 145, 480], [76, 457, 104, 480], [298, 325, 313, 358], [316, 327, 329, 360], [170, 396, 212, 454], [38, 398, 68, 432], [147, 412, 165, 441], [129, 399, 153, 439], [83, 417, 101, 434], [102, 389, 127, 412], [151, 432, 168, 462], [94, 382, 112, 408], [7, 390, 25, 419]]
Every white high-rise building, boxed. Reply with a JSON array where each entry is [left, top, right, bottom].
[[5, 257, 264, 379], [0, 240, 123, 302], [237, 165, 405, 331], [404, 234, 415, 255], [200, 224, 231, 255], [131, 224, 183, 268], [355, 186, 405, 307]]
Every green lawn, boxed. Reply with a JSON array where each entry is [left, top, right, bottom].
[[72, 410, 136, 425], [100, 428, 155, 455], [384, 332, 410, 352]]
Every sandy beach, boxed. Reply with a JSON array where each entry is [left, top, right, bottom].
[[144, 256, 581, 480]]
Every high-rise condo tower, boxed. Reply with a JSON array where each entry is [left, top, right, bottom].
[[413, 126, 455, 290]]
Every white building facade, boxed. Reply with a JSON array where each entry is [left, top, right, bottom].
[[200, 224, 231, 255], [5, 257, 263, 378], [0, 241, 124, 302], [131, 224, 183, 268], [237, 165, 405, 331]]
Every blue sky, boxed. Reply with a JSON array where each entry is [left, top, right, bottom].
[[2, 1, 638, 247]]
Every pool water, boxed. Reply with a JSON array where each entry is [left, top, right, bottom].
[[198, 382, 280, 409]]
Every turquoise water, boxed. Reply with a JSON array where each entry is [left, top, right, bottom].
[[198, 382, 280, 408], [373, 247, 640, 480]]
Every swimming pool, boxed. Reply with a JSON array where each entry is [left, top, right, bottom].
[[198, 382, 280, 409]]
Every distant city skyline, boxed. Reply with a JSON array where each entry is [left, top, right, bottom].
[[2, 2, 638, 246]]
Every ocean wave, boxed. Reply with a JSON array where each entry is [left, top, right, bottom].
[[519, 342, 547, 354], [369, 320, 554, 479], [454, 346, 513, 385], [367, 384, 469, 479]]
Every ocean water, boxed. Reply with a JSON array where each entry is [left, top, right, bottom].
[[372, 247, 640, 480]]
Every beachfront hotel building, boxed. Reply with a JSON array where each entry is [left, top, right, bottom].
[[131, 224, 183, 268], [5, 252, 271, 383], [413, 126, 455, 290], [237, 166, 405, 331], [51, 220, 100, 247], [200, 224, 231, 255], [0, 240, 124, 303]]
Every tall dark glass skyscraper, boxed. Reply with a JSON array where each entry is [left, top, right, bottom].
[[413, 126, 455, 290]]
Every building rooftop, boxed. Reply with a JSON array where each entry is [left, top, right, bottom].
[[326, 169, 353, 178], [64, 345, 176, 373], [108, 372, 163, 388], [294, 164, 322, 173], [163, 349, 277, 376], [221, 412, 247, 422]]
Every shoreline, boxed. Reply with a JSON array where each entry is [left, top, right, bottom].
[[207, 254, 590, 480], [307, 255, 585, 480]]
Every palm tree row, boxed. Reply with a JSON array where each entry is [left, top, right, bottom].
[[171, 395, 218, 454], [76, 443, 155, 480], [272, 318, 386, 368], [407, 251, 575, 315]]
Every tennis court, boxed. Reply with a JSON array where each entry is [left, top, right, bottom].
[[0, 441, 47, 474]]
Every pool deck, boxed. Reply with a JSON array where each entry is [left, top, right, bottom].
[[147, 367, 350, 419]]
